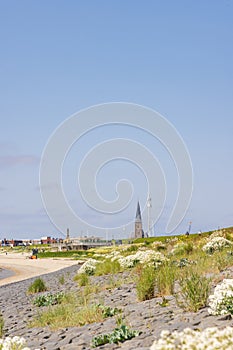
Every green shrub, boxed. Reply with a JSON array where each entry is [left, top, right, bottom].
[[157, 245, 167, 251], [74, 273, 90, 286], [97, 304, 121, 318], [178, 271, 211, 312], [33, 292, 65, 307], [94, 259, 121, 276], [136, 266, 156, 301], [156, 263, 176, 296], [172, 242, 193, 256], [27, 278, 47, 294], [58, 275, 65, 285], [184, 242, 194, 254], [91, 324, 141, 347], [213, 250, 233, 272], [125, 244, 139, 252]]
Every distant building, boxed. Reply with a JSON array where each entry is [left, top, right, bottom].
[[134, 201, 144, 239], [41, 236, 60, 244]]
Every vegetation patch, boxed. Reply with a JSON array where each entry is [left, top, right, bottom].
[[27, 278, 47, 294], [91, 324, 141, 347], [29, 286, 120, 330], [37, 250, 93, 259], [136, 265, 156, 301], [58, 275, 65, 285], [178, 270, 211, 312], [94, 259, 122, 276], [33, 292, 65, 307], [0, 314, 4, 338], [155, 263, 177, 296], [150, 327, 233, 350], [74, 273, 90, 286]]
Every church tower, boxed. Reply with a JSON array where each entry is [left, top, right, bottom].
[[134, 201, 144, 238]]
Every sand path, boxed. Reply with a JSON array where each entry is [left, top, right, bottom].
[[0, 252, 79, 286]]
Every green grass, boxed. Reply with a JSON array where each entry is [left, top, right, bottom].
[[0, 314, 4, 337], [37, 250, 93, 259], [177, 270, 211, 312], [133, 227, 233, 245], [29, 290, 119, 330], [94, 259, 122, 276], [58, 275, 65, 285], [74, 273, 90, 286], [136, 266, 156, 301], [212, 249, 233, 272], [102, 275, 125, 290], [30, 302, 104, 329], [155, 263, 177, 296], [27, 278, 47, 294]]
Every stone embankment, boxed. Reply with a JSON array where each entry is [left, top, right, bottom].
[[1, 265, 233, 350]]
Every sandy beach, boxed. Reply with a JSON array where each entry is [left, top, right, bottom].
[[0, 252, 80, 286]]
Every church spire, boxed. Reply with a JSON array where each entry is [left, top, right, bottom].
[[134, 201, 144, 238], [135, 201, 142, 221]]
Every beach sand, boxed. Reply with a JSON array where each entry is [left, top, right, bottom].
[[0, 252, 79, 286]]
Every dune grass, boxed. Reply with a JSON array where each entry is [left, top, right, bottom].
[[0, 314, 4, 337], [177, 269, 211, 312], [29, 287, 120, 330], [27, 278, 47, 294], [94, 259, 122, 276]]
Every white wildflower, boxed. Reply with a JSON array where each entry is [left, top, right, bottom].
[[0, 336, 30, 350], [208, 278, 233, 315], [77, 258, 98, 275], [150, 327, 233, 350], [202, 237, 231, 254], [118, 250, 167, 269]]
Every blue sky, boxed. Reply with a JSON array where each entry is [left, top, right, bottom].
[[0, 0, 233, 239]]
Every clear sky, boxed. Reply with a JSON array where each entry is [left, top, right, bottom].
[[0, 0, 233, 239]]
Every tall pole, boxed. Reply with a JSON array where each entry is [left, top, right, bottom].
[[147, 196, 152, 237], [188, 221, 192, 234]]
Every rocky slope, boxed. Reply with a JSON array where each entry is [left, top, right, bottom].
[[1, 264, 233, 350]]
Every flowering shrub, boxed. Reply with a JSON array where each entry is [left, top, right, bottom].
[[202, 237, 232, 254], [104, 251, 121, 261], [117, 255, 137, 268], [209, 229, 226, 240], [151, 241, 162, 248], [208, 279, 233, 315], [165, 237, 178, 244], [77, 258, 98, 275], [0, 336, 30, 350], [150, 327, 233, 349], [118, 250, 167, 269]]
